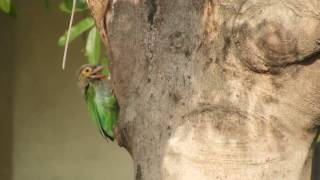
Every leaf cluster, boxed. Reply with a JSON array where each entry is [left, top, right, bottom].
[[58, 0, 109, 72], [0, 0, 109, 74]]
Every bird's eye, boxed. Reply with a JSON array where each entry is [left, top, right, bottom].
[[82, 68, 92, 76]]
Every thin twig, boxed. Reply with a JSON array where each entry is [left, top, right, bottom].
[[62, 0, 77, 70]]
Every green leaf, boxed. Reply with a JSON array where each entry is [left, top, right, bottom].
[[43, 0, 50, 11], [101, 56, 110, 75], [7, 4, 15, 17], [59, 0, 88, 13], [86, 27, 101, 65], [0, 0, 11, 13], [58, 17, 95, 46]]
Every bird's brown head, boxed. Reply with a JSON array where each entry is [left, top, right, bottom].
[[78, 64, 106, 88]]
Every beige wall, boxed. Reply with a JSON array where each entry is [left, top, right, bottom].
[[0, 1, 133, 180]]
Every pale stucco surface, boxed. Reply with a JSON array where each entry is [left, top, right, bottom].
[[0, 1, 133, 180]]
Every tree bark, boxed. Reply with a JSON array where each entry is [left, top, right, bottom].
[[87, 0, 320, 179]]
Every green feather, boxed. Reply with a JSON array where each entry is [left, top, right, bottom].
[[84, 83, 119, 141]]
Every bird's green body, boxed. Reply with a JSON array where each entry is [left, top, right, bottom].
[[78, 64, 119, 141], [84, 81, 118, 141]]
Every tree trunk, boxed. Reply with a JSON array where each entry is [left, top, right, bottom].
[[87, 0, 320, 179]]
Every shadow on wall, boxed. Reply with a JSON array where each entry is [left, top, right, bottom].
[[0, 12, 13, 180]]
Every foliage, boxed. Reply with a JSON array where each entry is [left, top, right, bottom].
[[85, 27, 101, 64], [0, 0, 109, 73], [0, 0, 10, 13], [58, 0, 109, 70], [58, 17, 95, 46], [0, 0, 15, 16], [59, 0, 87, 13]]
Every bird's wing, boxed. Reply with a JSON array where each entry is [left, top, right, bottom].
[[85, 85, 114, 141], [104, 95, 119, 126], [95, 95, 119, 139]]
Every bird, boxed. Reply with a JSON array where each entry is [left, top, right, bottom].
[[77, 64, 119, 141]]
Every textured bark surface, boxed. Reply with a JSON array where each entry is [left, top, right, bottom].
[[88, 0, 320, 179]]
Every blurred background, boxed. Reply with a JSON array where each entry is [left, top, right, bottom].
[[0, 1, 133, 180]]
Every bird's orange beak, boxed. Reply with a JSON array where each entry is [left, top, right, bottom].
[[90, 65, 106, 79]]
